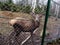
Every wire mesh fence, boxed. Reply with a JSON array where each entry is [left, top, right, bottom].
[[0, 0, 60, 45], [0, 11, 60, 45], [0, 11, 43, 45], [50, 0, 60, 18]]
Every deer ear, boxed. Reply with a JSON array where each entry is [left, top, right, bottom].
[[30, 13, 36, 18], [39, 14, 43, 18], [40, 15, 42, 17]]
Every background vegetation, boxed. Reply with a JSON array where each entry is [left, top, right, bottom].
[[0, 2, 46, 14]]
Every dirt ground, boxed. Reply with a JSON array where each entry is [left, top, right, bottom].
[[0, 11, 60, 45]]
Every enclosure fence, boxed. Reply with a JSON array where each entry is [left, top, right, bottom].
[[0, 0, 60, 45]]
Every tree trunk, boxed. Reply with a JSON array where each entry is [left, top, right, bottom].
[[32, 0, 37, 13]]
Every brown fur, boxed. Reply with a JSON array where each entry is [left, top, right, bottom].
[[14, 19, 39, 32]]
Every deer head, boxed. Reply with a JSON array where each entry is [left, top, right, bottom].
[[30, 13, 42, 23], [35, 14, 42, 22]]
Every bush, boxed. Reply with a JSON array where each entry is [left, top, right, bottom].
[[0, 2, 32, 13], [0, 2, 14, 11], [34, 6, 42, 14], [10, 5, 17, 12], [22, 5, 31, 13], [0, 2, 3, 10], [44, 5, 47, 11], [43, 5, 47, 14], [2, 3, 11, 11]]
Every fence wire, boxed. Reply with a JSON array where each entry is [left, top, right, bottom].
[[0, 0, 60, 45]]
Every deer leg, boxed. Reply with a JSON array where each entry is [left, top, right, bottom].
[[30, 32, 34, 45], [13, 23, 22, 36], [21, 35, 31, 45], [14, 30, 21, 45], [15, 30, 21, 36]]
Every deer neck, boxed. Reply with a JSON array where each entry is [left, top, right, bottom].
[[35, 17, 40, 22], [35, 15, 40, 23]]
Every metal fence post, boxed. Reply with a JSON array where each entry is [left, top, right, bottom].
[[41, 0, 51, 45]]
